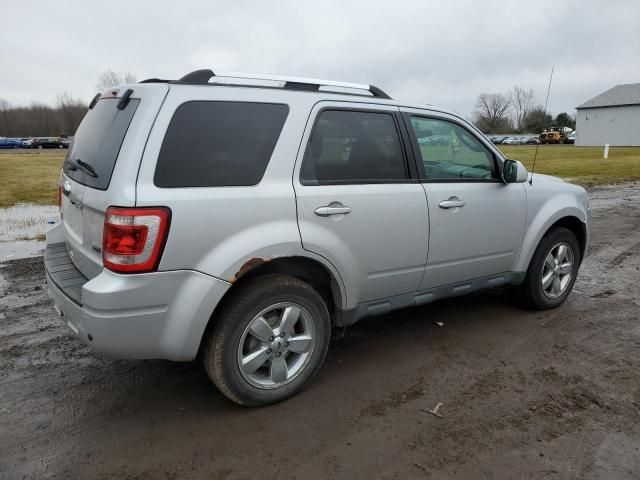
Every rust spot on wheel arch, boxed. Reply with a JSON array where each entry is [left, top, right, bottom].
[[233, 258, 266, 282]]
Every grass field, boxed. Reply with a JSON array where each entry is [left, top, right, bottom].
[[500, 145, 640, 185], [1, 146, 639, 208], [0, 151, 62, 208]]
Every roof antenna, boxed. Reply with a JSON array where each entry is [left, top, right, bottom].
[[530, 66, 554, 185]]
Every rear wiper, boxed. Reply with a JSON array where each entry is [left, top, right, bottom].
[[64, 159, 78, 171], [75, 159, 98, 178]]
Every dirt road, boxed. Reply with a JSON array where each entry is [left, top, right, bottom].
[[1, 183, 639, 480]]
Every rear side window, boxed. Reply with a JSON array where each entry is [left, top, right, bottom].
[[154, 101, 289, 187], [300, 110, 407, 185], [63, 98, 140, 190]]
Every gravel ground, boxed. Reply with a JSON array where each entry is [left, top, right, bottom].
[[1, 183, 639, 480]]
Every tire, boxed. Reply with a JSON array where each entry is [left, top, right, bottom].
[[202, 274, 331, 406], [517, 226, 581, 310]]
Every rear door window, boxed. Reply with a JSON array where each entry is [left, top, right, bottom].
[[63, 98, 140, 190], [300, 110, 407, 185], [154, 101, 289, 187]]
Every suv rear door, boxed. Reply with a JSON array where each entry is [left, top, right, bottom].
[[293, 102, 429, 307], [60, 85, 169, 279]]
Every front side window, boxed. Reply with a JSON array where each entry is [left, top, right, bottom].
[[155, 101, 289, 188], [300, 110, 407, 184], [410, 116, 495, 181]]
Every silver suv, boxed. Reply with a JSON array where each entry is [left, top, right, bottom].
[[45, 69, 590, 406]]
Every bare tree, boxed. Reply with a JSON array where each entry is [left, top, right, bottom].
[[96, 70, 137, 91], [56, 93, 88, 135], [0, 95, 88, 137], [509, 86, 535, 132], [472, 93, 512, 133], [0, 98, 9, 136], [522, 105, 553, 133]]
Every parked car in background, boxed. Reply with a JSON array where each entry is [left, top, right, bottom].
[[27, 137, 68, 149], [502, 137, 519, 145], [491, 136, 507, 144], [525, 136, 540, 145], [0, 137, 23, 149], [566, 131, 576, 144]]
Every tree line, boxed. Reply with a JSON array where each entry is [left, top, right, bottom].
[[0, 70, 136, 138], [472, 86, 575, 134], [2, 73, 576, 138]]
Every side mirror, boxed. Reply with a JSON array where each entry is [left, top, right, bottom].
[[503, 159, 528, 183]]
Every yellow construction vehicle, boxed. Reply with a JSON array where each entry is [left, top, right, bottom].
[[539, 127, 573, 144]]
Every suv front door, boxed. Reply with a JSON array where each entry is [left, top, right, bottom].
[[294, 103, 429, 307], [402, 109, 526, 289]]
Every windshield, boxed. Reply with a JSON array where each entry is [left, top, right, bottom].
[[62, 98, 140, 190]]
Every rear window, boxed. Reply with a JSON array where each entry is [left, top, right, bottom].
[[154, 101, 289, 188], [62, 98, 140, 190]]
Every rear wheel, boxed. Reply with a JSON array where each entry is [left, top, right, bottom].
[[202, 275, 331, 406], [517, 227, 580, 310]]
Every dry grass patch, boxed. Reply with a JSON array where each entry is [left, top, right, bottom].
[[0, 151, 64, 207], [499, 145, 640, 185]]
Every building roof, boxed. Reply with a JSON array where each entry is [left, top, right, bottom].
[[577, 83, 640, 109]]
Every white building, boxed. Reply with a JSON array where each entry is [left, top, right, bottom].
[[575, 83, 640, 146]]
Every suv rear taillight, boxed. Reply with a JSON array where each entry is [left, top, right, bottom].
[[102, 207, 171, 273]]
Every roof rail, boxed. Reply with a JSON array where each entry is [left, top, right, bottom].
[[172, 69, 392, 99]]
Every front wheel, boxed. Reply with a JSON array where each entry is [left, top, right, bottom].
[[202, 275, 331, 406], [517, 227, 581, 310]]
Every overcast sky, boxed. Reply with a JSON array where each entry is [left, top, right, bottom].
[[1, 0, 639, 117]]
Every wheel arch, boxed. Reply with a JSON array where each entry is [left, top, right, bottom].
[[516, 212, 588, 274], [548, 216, 587, 263], [198, 255, 346, 356], [232, 255, 344, 316]]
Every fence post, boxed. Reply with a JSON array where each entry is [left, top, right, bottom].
[[604, 144, 609, 159]]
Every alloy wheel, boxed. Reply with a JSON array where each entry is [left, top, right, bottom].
[[541, 242, 574, 299], [237, 302, 316, 389]]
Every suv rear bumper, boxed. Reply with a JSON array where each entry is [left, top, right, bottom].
[[45, 228, 230, 361]]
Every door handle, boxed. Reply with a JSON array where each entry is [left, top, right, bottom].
[[439, 197, 465, 209], [314, 204, 352, 216]]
